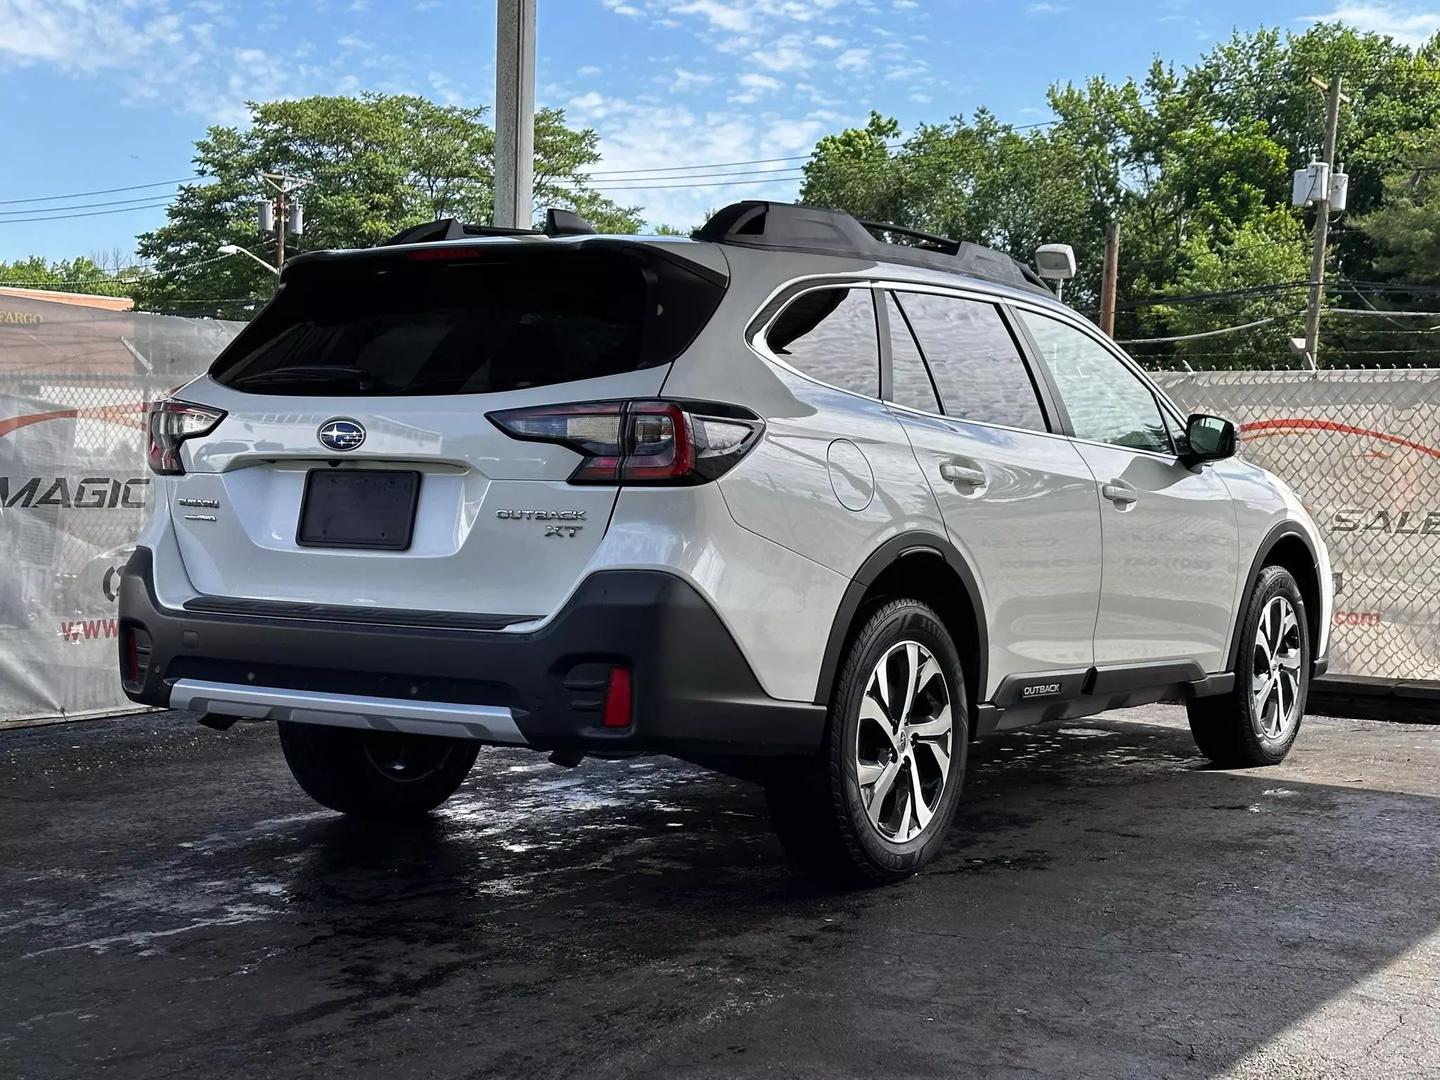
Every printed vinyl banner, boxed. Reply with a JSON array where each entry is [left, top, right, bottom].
[[1155, 368, 1440, 686], [1, 290, 240, 726]]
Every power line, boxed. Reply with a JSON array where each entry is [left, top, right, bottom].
[[587, 173, 807, 192], [579, 152, 841, 177], [0, 199, 174, 224], [1118, 312, 1303, 345], [574, 118, 1057, 181], [0, 193, 180, 218], [0, 249, 257, 289], [557, 165, 807, 187], [0, 176, 204, 207]]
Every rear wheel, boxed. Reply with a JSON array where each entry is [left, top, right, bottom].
[[1187, 565, 1309, 767], [277, 722, 480, 817], [766, 598, 968, 886]]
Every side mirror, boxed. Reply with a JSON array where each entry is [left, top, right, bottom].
[[1182, 413, 1237, 465]]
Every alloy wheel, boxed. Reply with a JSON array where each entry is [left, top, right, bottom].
[[854, 640, 953, 844], [1251, 595, 1303, 741]]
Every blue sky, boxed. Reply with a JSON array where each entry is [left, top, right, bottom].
[[0, 0, 1435, 263]]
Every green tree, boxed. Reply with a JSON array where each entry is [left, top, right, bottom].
[[1144, 211, 1311, 369], [0, 255, 133, 297], [132, 94, 641, 319], [1356, 143, 1440, 283]]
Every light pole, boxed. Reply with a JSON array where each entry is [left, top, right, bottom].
[[218, 244, 281, 277]]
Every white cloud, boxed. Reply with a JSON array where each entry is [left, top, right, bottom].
[[749, 36, 815, 71], [672, 0, 752, 31], [1026, 1, 1071, 12], [729, 70, 783, 103], [737, 71, 783, 89], [834, 47, 870, 71], [1306, 3, 1440, 44], [670, 66, 716, 90]]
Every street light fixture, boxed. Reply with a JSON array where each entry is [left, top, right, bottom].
[[218, 244, 281, 277]]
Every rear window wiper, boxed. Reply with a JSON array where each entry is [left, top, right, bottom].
[[231, 365, 374, 390]]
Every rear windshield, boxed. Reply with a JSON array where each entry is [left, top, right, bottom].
[[209, 246, 724, 396]]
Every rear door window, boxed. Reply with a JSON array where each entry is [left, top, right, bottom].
[[765, 287, 880, 398], [210, 248, 723, 396], [884, 292, 942, 414], [893, 292, 1047, 432]]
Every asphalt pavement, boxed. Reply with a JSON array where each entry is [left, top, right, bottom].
[[3, 704, 1439, 1079]]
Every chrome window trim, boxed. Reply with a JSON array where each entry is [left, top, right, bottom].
[[745, 274, 1066, 440]]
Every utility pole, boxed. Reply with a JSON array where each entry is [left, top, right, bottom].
[[493, 0, 536, 229], [1303, 75, 1348, 369], [260, 173, 310, 271], [1099, 221, 1120, 337]]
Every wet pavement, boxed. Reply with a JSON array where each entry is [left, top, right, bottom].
[[3, 704, 1439, 1079]]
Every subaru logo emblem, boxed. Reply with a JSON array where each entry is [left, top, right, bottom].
[[318, 418, 365, 452]]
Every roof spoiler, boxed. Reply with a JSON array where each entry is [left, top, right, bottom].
[[695, 201, 1050, 294], [378, 207, 598, 247]]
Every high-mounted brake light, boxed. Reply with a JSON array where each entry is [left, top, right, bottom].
[[487, 399, 763, 486], [146, 399, 226, 475]]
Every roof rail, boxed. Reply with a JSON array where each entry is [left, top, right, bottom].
[[694, 201, 1050, 294], [378, 207, 597, 247]]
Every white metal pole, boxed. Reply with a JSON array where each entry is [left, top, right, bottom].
[[493, 0, 536, 229]]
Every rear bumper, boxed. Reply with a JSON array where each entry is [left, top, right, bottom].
[[118, 547, 824, 757]]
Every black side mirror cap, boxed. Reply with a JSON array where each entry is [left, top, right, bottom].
[[1181, 412, 1237, 465]]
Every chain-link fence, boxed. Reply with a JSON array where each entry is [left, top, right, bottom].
[[1, 290, 243, 726], [1151, 366, 1440, 687]]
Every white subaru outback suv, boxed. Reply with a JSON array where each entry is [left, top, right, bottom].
[[120, 201, 1332, 884]]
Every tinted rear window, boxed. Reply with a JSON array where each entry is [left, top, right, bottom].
[[210, 247, 724, 396]]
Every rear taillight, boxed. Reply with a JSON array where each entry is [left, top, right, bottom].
[[487, 399, 762, 485], [146, 399, 226, 475]]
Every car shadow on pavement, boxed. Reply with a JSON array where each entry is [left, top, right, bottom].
[[4, 709, 1439, 1078]]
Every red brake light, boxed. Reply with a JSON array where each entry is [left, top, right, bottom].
[[146, 399, 226, 476], [487, 399, 761, 486], [601, 667, 632, 729]]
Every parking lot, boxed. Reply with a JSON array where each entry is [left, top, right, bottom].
[[3, 704, 1439, 1079]]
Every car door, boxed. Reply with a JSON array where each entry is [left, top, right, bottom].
[[1013, 307, 1240, 674], [882, 288, 1102, 699]]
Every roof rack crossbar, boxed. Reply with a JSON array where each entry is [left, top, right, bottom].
[[857, 219, 961, 255]]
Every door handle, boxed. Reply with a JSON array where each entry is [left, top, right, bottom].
[[1101, 480, 1139, 506], [940, 462, 987, 488]]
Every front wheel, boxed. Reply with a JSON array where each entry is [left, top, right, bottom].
[[766, 598, 968, 886], [278, 722, 480, 817], [1187, 565, 1310, 767]]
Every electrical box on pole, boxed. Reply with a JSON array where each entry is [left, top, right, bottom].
[[1292, 161, 1331, 207], [258, 200, 275, 234], [287, 201, 304, 236]]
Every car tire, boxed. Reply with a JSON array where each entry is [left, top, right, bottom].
[[766, 598, 969, 886], [1187, 565, 1310, 767], [277, 721, 480, 817]]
